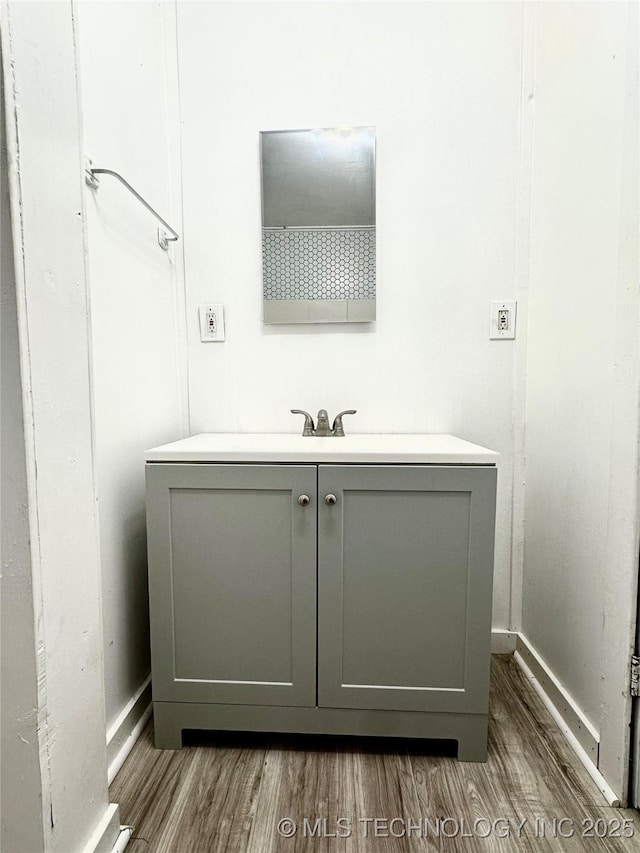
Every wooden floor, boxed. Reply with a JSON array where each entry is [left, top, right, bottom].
[[111, 656, 639, 852]]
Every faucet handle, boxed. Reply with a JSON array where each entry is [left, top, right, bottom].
[[291, 409, 315, 436], [332, 410, 357, 437]]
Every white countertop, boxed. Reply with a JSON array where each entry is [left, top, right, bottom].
[[145, 434, 500, 465]]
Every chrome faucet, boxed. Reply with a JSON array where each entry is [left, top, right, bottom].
[[291, 408, 357, 437]]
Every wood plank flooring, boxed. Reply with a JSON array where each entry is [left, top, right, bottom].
[[110, 656, 640, 852]]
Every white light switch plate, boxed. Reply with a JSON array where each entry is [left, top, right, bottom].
[[490, 300, 517, 340], [199, 304, 225, 342]]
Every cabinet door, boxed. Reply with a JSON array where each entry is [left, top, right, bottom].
[[317, 465, 496, 714], [146, 464, 317, 706]]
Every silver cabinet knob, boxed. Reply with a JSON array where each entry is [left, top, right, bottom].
[[298, 494, 310, 507], [325, 494, 337, 506]]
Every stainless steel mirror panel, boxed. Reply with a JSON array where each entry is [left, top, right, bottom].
[[260, 126, 376, 325], [260, 128, 375, 227]]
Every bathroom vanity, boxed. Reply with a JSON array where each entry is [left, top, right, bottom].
[[145, 434, 499, 761]]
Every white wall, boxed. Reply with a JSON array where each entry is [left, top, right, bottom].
[[177, 0, 525, 628], [522, 1, 639, 799], [0, 50, 44, 853], [76, 0, 187, 736], [1, 2, 119, 850]]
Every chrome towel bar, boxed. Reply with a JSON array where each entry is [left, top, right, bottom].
[[85, 159, 179, 251]]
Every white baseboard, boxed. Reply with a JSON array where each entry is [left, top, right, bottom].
[[490, 629, 518, 654], [513, 634, 621, 807], [515, 634, 599, 760], [110, 827, 133, 853], [82, 804, 121, 853], [107, 675, 152, 785]]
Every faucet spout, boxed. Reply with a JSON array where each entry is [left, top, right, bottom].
[[315, 409, 331, 437]]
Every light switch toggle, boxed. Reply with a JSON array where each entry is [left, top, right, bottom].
[[199, 304, 225, 342]]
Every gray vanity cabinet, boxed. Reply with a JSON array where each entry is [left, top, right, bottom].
[[317, 465, 496, 714], [146, 457, 497, 761], [145, 463, 317, 707]]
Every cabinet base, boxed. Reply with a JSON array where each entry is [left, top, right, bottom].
[[152, 701, 488, 763]]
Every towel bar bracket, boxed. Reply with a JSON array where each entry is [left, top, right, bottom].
[[157, 228, 171, 251], [85, 161, 100, 190], [84, 158, 179, 251]]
